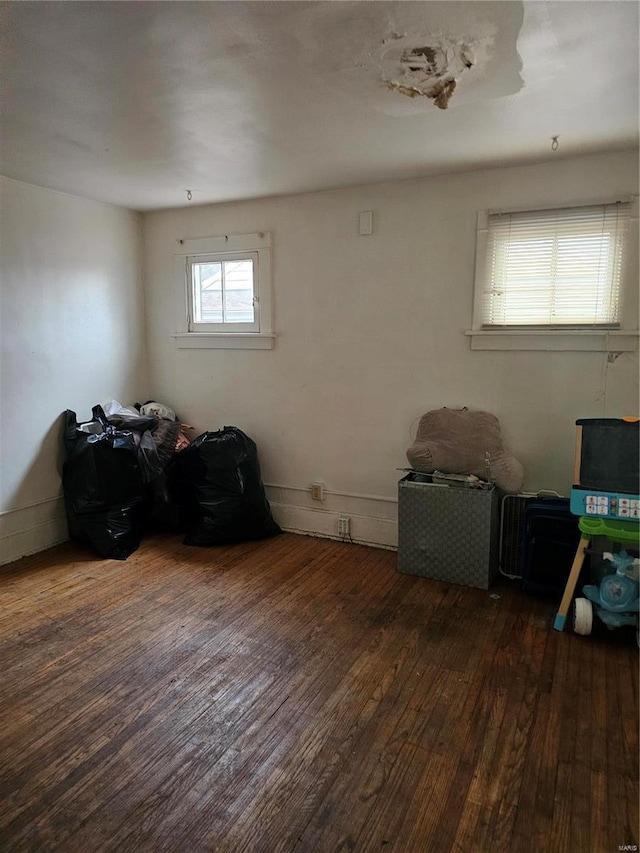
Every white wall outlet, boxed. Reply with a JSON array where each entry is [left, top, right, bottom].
[[338, 516, 351, 536], [311, 482, 325, 501]]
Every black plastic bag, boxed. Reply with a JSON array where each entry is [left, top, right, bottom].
[[62, 407, 147, 559], [172, 427, 282, 546], [65, 500, 147, 561], [146, 466, 183, 533]]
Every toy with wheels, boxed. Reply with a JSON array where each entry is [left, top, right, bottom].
[[554, 516, 640, 632], [572, 549, 639, 636], [555, 416, 640, 633]]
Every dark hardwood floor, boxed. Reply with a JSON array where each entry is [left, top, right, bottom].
[[0, 532, 637, 853]]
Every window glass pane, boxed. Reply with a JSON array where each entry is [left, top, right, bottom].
[[193, 262, 222, 323], [222, 260, 254, 323]]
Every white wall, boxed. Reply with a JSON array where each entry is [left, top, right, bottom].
[[138, 150, 636, 547], [0, 178, 148, 563]]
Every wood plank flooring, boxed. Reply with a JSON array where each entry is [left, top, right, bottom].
[[0, 532, 637, 853]]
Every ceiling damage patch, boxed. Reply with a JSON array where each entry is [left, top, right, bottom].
[[379, 33, 480, 110], [291, 3, 523, 117]]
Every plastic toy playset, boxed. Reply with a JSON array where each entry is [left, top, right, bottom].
[[554, 417, 640, 636]]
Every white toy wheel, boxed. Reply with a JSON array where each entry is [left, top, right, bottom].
[[573, 598, 593, 636]]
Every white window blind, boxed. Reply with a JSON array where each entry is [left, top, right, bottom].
[[481, 202, 630, 327]]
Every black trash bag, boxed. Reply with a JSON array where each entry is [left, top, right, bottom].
[[65, 500, 147, 561], [62, 406, 147, 559], [98, 412, 166, 482], [142, 421, 188, 531], [172, 427, 282, 546], [146, 465, 183, 533]]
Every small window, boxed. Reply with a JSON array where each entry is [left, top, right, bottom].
[[173, 232, 274, 349], [188, 252, 259, 332], [477, 202, 630, 329]]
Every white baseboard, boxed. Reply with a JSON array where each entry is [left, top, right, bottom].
[[0, 486, 400, 566], [0, 497, 68, 566], [266, 485, 398, 550]]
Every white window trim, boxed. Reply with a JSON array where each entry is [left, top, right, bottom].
[[173, 231, 275, 349], [465, 328, 639, 351], [466, 198, 639, 351]]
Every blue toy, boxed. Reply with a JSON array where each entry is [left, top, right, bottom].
[[573, 550, 640, 635]]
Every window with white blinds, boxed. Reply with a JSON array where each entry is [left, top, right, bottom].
[[480, 202, 630, 328]]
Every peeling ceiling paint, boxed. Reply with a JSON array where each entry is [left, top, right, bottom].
[[379, 34, 478, 109], [347, 6, 524, 118]]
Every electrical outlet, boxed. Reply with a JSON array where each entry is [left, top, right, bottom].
[[311, 482, 325, 501], [338, 516, 351, 537]]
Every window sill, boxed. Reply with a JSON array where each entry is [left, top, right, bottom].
[[465, 329, 639, 352], [173, 333, 276, 350]]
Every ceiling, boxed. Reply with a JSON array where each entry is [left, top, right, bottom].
[[1, 1, 638, 211]]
